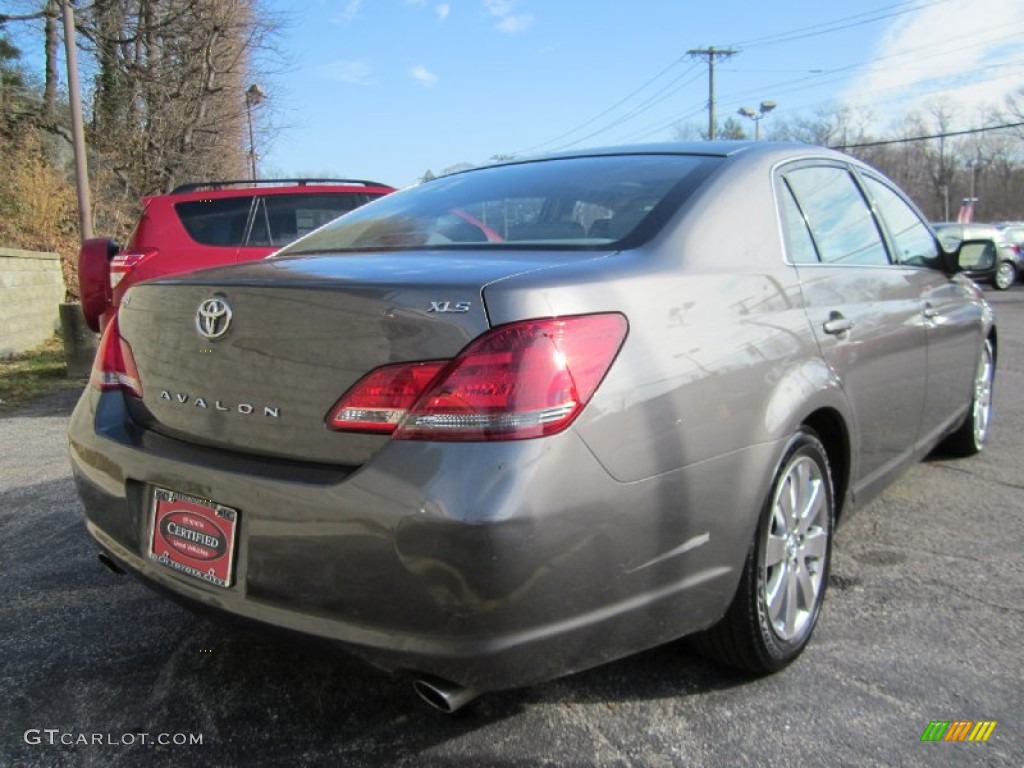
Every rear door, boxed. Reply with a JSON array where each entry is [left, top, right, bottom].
[[779, 162, 928, 501]]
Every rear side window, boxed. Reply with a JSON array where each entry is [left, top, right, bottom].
[[784, 166, 889, 266], [778, 181, 820, 264], [175, 193, 381, 248], [278, 154, 722, 255]]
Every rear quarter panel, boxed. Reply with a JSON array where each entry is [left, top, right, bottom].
[[482, 152, 853, 572]]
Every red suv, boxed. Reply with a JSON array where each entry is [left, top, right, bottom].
[[80, 178, 395, 331]]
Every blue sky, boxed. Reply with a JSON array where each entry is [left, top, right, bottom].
[[6, 0, 1023, 187], [257, 0, 1024, 186]]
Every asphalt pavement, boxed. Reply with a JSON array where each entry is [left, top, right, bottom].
[[2, 291, 1022, 768]]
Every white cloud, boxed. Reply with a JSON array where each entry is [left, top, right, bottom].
[[841, 0, 1024, 127], [335, 0, 364, 24], [322, 59, 374, 86], [411, 64, 439, 87], [436, 3, 451, 20], [483, 0, 533, 34], [483, 0, 513, 15], [496, 14, 533, 33]]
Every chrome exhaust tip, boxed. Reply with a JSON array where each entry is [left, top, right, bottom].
[[97, 552, 126, 575], [412, 676, 479, 714]]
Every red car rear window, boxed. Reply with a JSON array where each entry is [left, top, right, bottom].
[[174, 193, 386, 248]]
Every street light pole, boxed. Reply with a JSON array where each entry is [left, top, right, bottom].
[[737, 100, 776, 141], [245, 84, 265, 180]]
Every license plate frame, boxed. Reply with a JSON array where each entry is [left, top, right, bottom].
[[149, 488, 239, 588]]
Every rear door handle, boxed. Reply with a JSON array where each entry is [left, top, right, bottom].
[[923, 303, 939, 320], [823, 311, 854, 336]]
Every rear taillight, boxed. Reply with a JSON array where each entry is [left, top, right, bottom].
[[110, 249, 157, 289], [326, 362, 447, 433], [89, 315, 143, 397], [326, 314, 628, 441]]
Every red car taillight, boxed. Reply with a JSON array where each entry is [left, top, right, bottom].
[[89, 316, 143, 397], [78, 238, 119, 332], [326, 314, 628, 441], [110, 249, 157, 290]]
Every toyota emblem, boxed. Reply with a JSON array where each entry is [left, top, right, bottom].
[[196, 297, 233, 340]]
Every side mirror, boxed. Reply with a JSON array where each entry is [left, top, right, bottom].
[[938, 246, 959, 274], [957, 240, 996, 271]]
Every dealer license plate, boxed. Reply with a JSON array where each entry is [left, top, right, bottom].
[[150, 488, 239, 588]]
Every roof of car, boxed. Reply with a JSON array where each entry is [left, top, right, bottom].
[[539, 141, 813, 159], [458, 141, 848, 177]]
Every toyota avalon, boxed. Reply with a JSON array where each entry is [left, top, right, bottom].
[[68, 142, 996, 712]]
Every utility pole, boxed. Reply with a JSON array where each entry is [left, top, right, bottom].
[[687, 46, 737, 140], [61, 0, 92, 240]]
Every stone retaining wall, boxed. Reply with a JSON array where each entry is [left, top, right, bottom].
[[0, 247, 65, 359]]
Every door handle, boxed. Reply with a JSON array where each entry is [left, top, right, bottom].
[[923, 304, 940, 320], [823, 311, 854, 336]]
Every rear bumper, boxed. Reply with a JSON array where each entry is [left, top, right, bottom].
[[69, 388, 776, 691]]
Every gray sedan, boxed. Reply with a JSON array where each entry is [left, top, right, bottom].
[[69, 142, 996, 713]]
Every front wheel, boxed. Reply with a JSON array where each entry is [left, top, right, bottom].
[[691, 429, 835, 673], [993, 261, 1015, 290], [940, 338, 994, 456]]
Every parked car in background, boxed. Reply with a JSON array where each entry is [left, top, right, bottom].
[[79, 179, 395, 331], [932, 222, 1022, 290], [996, 222, 1024, 260], [70, 143, 996, 713]]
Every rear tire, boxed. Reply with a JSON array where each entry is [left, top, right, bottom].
[[940, 338, 994, 457], [691, 428, 834, 673]]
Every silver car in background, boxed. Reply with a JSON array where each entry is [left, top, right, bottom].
[[69, 143, 996, 712], [933, 222, 1022, 290]]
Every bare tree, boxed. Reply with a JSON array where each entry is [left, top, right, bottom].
[[78, 0, 282, 206]]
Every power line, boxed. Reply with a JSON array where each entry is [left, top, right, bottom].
[[707, 26, 1024, 134], [729, 0, 950, 50], [831, 122, 1024, 149], [546, 68, 705, 153], [512, 1, 1020, 155], [509, 57, 687, 156]]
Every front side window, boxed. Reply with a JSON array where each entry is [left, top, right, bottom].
[[277, 155, 721, 256], [862, 177, 939, 267], [784, 166, 889, 266]]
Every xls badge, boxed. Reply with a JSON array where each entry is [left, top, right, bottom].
[[427, 301, 471, 314], [196, 297, 232, 339]]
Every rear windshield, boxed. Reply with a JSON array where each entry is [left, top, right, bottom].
[[175, 193, 385, 248], [277, 154, 720, 256]]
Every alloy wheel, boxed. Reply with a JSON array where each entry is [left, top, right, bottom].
[[761, 454, 830, 643]]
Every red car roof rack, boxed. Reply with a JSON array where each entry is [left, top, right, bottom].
[[170, 179, 392, 194]]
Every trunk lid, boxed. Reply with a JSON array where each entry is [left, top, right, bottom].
[[118, 251, 586, 465]]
